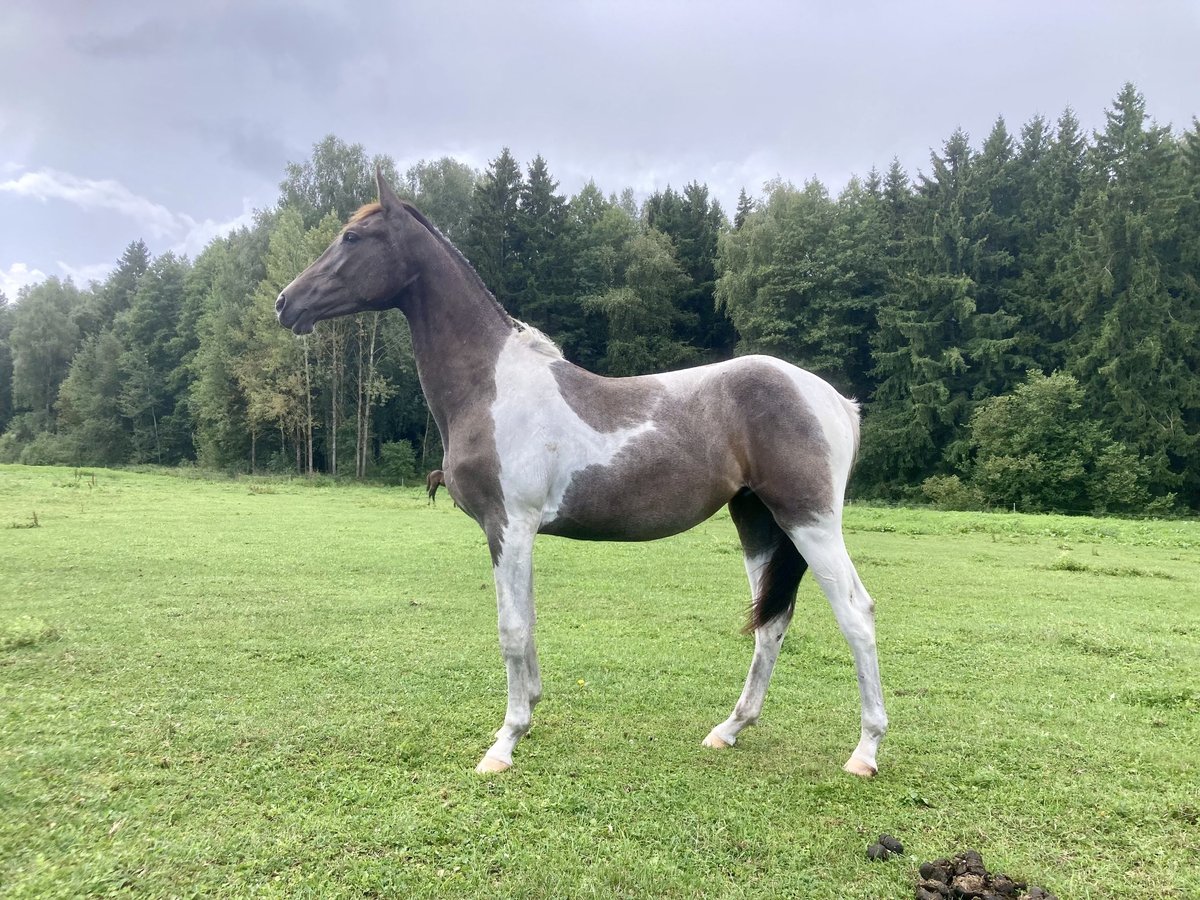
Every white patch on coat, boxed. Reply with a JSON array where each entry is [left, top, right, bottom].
[[512, 320, 563, 359], [490, 332, 655, 528]]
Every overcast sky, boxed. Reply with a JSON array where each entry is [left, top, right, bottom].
[[2, 0, 1197, 298]]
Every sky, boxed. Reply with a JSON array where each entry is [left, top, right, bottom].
[[2, 0, 1198, 299]]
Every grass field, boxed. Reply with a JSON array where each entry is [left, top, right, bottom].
[[2, 464, 1198, 898]]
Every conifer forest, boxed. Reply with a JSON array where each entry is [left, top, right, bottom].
[[1, 84, 1197, 515]]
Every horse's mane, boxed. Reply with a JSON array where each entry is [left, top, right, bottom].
[[351, 199, 563, 358], [512, 321, 564, 359]]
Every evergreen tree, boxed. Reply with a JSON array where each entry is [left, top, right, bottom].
[[1062, 83, 1197, 504], [75, 240, 149, 338], [734, 188, 754, 230], [462, 148, 525, 312], [513, 155, 571, 331], [646, 183, 735, 357], [965, 117, 1024, 396], [1011, 110, 1086, 371], [864, 130, 980, 489]]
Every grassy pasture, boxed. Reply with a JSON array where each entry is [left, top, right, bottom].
[[1, 464, 1197, 898]]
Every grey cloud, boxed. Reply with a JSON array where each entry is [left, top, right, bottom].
[[67, 17, 180, 59]]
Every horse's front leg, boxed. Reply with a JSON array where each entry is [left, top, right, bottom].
[[476, 520, 541, 773]]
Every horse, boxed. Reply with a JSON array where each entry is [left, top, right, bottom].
[[426, 468, 446, 504], [276, 172, 887, 777]]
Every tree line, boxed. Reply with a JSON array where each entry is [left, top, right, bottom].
[[0, 83, 1196, 514]]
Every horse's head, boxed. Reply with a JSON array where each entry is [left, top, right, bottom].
[[276, 171, 425, 335]]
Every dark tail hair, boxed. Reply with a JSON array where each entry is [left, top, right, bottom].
[[745, 538, 807, 633]]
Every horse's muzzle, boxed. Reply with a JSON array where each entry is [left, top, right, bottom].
[[274, 291, 314, 334]]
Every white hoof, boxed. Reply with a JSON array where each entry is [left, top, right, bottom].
[[702, 729, 733, 749], [843, 756, 877, 777], [475, 755, 511, 774]]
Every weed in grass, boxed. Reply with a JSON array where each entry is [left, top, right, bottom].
[[8, 510, 39, 529], [1123, 688, 1200, 713], [1043, 553, 1174, 579], [1046, 553, 1089, 572]]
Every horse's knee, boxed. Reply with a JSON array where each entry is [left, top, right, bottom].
[[497, 622, 532, 655]]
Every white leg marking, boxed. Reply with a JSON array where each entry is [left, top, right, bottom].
[[477, 520, 542, 774], [705, 550, 794, 749], [789, 520, 887, 776]]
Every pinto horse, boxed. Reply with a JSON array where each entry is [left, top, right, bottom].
[[276, 173, 887, 777]]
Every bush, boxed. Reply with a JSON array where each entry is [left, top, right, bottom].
[[18, 431, 75, 466], [0, 412, 52, 463], [920, 474, 981, 510], [376, 440, 418, 484], [964, 371, 1150, 514]]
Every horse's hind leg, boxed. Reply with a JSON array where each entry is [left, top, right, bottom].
[[704, 490, 805, 749], [787, 517, 887, 776]]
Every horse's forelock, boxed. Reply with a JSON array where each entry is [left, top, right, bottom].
[[347, 202, 383, 226]]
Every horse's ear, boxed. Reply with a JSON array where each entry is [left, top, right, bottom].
[[377, 168, 403, 215]]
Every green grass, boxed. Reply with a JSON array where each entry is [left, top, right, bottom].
[[1, 464, 1197, 898]]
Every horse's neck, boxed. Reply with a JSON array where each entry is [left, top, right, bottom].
[[403, 259, 514, 438]]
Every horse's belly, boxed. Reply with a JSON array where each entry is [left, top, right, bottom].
[[538, 455, 740, 542]]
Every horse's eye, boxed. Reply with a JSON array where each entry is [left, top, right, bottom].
[[342, 231, 360, 244]]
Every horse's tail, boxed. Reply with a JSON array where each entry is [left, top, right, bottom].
[[746, 536, 807, 633], [841, 394, 862, 475]]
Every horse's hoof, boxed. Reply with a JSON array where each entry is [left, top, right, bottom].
[[475, 755, 511, 774], [702, 729, 733, 749], [843, 756, 877, 777]]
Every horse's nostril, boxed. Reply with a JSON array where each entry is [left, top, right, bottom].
[[275, 292, 286, 313]]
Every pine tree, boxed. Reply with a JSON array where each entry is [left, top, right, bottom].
[[1010, 111, 1085, 371], [864, 130, 982, 489], [70, 241, 149, 339], [462, 148, 525, 313], [734, 188, 754, 230], [513, 155, 571, 332], [1062, 83, 1197, 504]]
